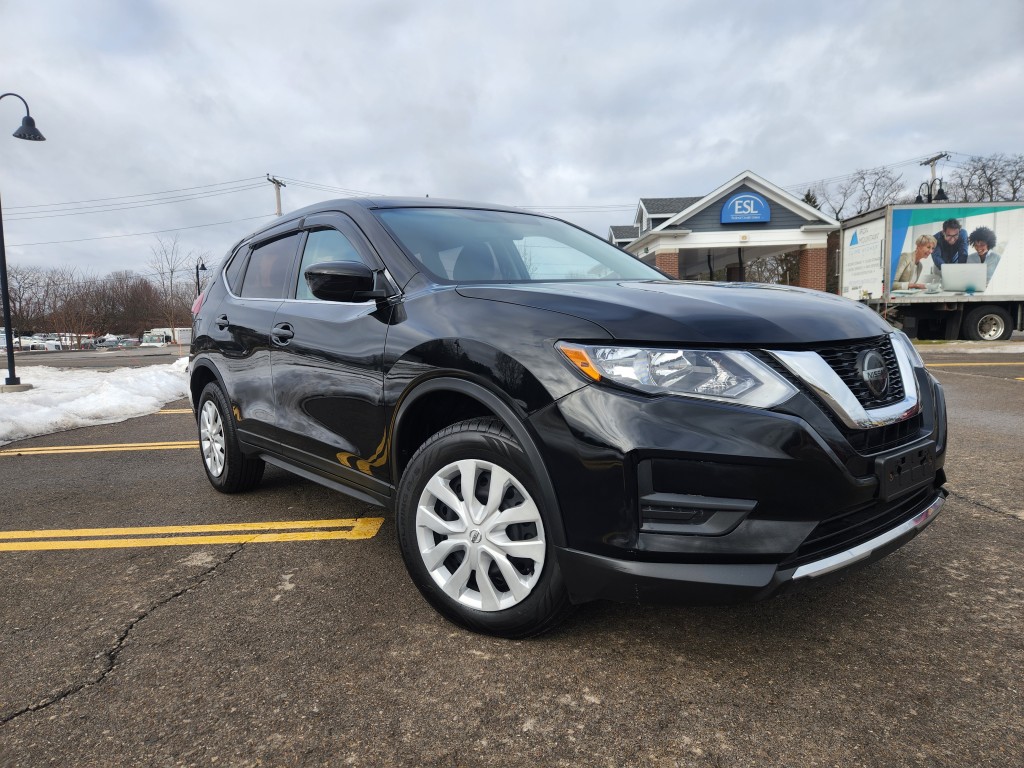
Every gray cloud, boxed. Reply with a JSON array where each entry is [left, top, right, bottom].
[[1, 0, 1021, 274]]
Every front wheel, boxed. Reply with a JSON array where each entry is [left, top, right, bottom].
[[396, 418, 573, 638]]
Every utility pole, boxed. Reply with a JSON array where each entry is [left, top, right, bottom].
[[919, 153, 950, 187], [266, 177, 286, 218]]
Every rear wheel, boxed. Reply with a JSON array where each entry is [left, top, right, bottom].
[[963, 305, 1013, 341], [396, 418, 573, 638], [197, 382, 265, 493]]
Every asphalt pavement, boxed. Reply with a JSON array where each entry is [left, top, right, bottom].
[[0, 343, 1021, 767]]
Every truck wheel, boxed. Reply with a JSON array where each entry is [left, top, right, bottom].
[[396, 418, 574, 638], [963, 306, 1013, 341], [197, 382, 265, 493]]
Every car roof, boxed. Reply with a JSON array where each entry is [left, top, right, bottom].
[[234, 197, 550, 248]]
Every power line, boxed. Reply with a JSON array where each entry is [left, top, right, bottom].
[[7, 214, 272, 248], [5, 183, 267, 221], [782, 154, 949, 192], [2, 176, 266, 211], [524, 204, 635, 212], [283, 175, 638, 214], [277, 176, 387, 197]]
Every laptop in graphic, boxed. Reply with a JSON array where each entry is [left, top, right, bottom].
[[941, 263, 987, 293]]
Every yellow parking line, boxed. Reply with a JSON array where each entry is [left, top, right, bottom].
[[926, 362, 1024, 367], [159, 409, 193, 414], [0, 441, 199, 456], [0, 517, 385, 551], [0, 518, 379, 540]]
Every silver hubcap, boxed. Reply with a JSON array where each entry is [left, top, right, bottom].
[[415, 459, 546, 612], [978, 314, 1005, 341], [199, 400, 226, 477]]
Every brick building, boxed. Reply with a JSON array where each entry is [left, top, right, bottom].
[[609, 171, 838, 292]]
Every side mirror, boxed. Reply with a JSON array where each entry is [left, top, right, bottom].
[[304, 261, 388, 302]]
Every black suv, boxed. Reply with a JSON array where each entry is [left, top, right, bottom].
[[190, 198, 947, 638]]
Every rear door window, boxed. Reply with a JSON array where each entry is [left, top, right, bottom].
[[223, 246, 249, 294], [239, 234, 302, 299]]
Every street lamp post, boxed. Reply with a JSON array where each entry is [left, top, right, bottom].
[[195, 259, 207, 297], [0, 93, 45, 387], [914, 178, 949, 204]]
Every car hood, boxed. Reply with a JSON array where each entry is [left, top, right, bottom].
[[455, 281, 892, 345]]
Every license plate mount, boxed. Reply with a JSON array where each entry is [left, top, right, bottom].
[[876, 441, 936, 502]]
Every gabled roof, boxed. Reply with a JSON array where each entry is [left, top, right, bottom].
[[639, 197, 704, 216], [609, 225, 640, 240], [649, 171, 838, 234], [634, 196, 704, 227]]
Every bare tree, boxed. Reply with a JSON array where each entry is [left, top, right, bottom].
[[6, 264, 46, 332], [744, 252, 801, 285], [812, 179, 856, 221], [99, 270, 163, 336], [816, 168, 905, 220], [1006, 154, 1024, 200], [948, 153, 1024, 202], [148, 234, 197, 332]]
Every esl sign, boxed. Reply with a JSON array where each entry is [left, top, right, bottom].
[[721, 192, 771, 224]]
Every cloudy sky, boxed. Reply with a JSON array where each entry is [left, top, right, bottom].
[[2, 0, 1022, 277]]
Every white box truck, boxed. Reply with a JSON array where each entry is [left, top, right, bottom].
[[141, 327, 193, 346], [841, 202, 1024, 340]]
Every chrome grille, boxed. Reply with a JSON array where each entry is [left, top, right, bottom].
[[812, 335, 904, 409]]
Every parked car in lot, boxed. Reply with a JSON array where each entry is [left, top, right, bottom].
[[117, 338, 141, 349], [189, 198, 948, 638], [94, 338, 121, 349], [20, 335, 62, 351]]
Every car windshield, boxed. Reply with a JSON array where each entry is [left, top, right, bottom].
[[375, 207, 664, 283]]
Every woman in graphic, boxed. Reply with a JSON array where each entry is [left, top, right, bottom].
[[893, 234, 937, 288], [967, 226, 1001, 283]]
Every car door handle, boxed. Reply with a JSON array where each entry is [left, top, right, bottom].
[[215, 314, 230, 330], [271, 323, 294, 345]]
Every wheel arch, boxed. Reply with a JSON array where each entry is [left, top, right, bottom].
[[189, 359, 227, 417], [391, 376, 567, 548]]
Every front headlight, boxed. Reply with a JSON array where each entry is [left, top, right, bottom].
[[557, 342, 798, 408]]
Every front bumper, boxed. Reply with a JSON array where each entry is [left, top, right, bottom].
[[556, 490, 945, 605], [527, 364, 947, 605]]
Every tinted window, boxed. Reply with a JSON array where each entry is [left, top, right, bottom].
[[295, 229, 364, 300], [375, 208, 664, 283], [223, 247, 248, 294], [239, 234, 301, 299]]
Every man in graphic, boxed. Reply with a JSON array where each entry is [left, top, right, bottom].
[[931, 218, 968, 270]]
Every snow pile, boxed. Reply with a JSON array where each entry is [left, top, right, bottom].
[[0, 358, 190, 446]]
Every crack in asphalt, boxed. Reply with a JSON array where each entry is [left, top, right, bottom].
[[947, 488, 1019, 519], [0, 544, 244, 727]]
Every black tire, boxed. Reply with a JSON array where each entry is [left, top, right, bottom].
[[962, 305, 1013, 341], [396, 418, 574, 638], [197, 382, 265, 493]]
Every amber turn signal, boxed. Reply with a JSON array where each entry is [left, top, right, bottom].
[[556, 343, 601, 381]]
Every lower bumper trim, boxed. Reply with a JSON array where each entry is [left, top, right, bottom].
[[555, 489, 946, 606], [791, 491, 945, 580]]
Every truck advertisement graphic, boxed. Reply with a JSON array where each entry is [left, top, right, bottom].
[[841, 202, 1024, 340], [887, 204, 1023, 297]]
